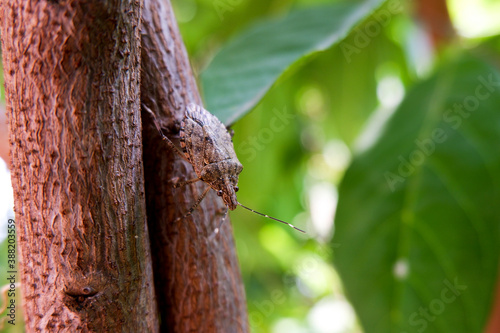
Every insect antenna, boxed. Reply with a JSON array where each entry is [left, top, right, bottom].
[[237, 202, 306, 233]]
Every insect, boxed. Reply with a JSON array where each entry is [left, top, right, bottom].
[[145, 103, 305, 234]]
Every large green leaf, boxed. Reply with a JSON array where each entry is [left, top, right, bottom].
[[333, 54, 500, 333], [201, 0, 387, 125]]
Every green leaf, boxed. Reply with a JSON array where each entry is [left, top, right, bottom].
[[201, 0, 387, 125], [332, 54, 500, 333]]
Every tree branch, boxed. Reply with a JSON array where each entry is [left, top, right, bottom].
[[141, 0, 249, 331]]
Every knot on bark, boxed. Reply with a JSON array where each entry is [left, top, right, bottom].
[[63, 271, 107, 308]]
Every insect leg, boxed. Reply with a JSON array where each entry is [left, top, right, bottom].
[[174, 185, 211, 223], [143, 104, 190, 163], [172, 177, 201, 188]]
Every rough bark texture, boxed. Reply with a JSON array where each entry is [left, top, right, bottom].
[[141, 0, 249, 331], [0, 1, 158, 332]]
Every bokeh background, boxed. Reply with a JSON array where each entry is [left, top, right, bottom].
[[1, 0, 500, 332]]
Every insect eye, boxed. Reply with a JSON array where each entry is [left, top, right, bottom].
[[234, 186, 239, 192], [217, 190, 223, 196]]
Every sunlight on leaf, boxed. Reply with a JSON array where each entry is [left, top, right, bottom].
[[333, 54, 500, 333], [202, 0, 388, 124]]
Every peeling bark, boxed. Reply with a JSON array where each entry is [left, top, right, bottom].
[[0, 0, 158, 331], [141, 0, 249, 331]]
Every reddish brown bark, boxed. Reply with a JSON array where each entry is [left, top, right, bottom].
[[140, 0, 249, 332], [415, 0, 455, 47], [0, 0, 158, 332]]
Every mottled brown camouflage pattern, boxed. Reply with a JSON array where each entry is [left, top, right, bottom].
[[179, 104, 243, 210]]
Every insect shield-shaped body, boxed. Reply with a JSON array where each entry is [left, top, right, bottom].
[[146, 103, 305, 233], [179, 103, 243, 210]]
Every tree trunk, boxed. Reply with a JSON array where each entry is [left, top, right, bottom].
[[415, 0, 455, 47], [0, 0, 158, 331], [140, 0, 249, 331]]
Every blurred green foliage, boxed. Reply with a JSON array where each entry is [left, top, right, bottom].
[[334, 53, 500, 332], [201, 0, 385, 124], [177, 0, 500, 332]]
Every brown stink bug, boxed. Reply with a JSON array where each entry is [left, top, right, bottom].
[[146, 103, 305, 234]]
